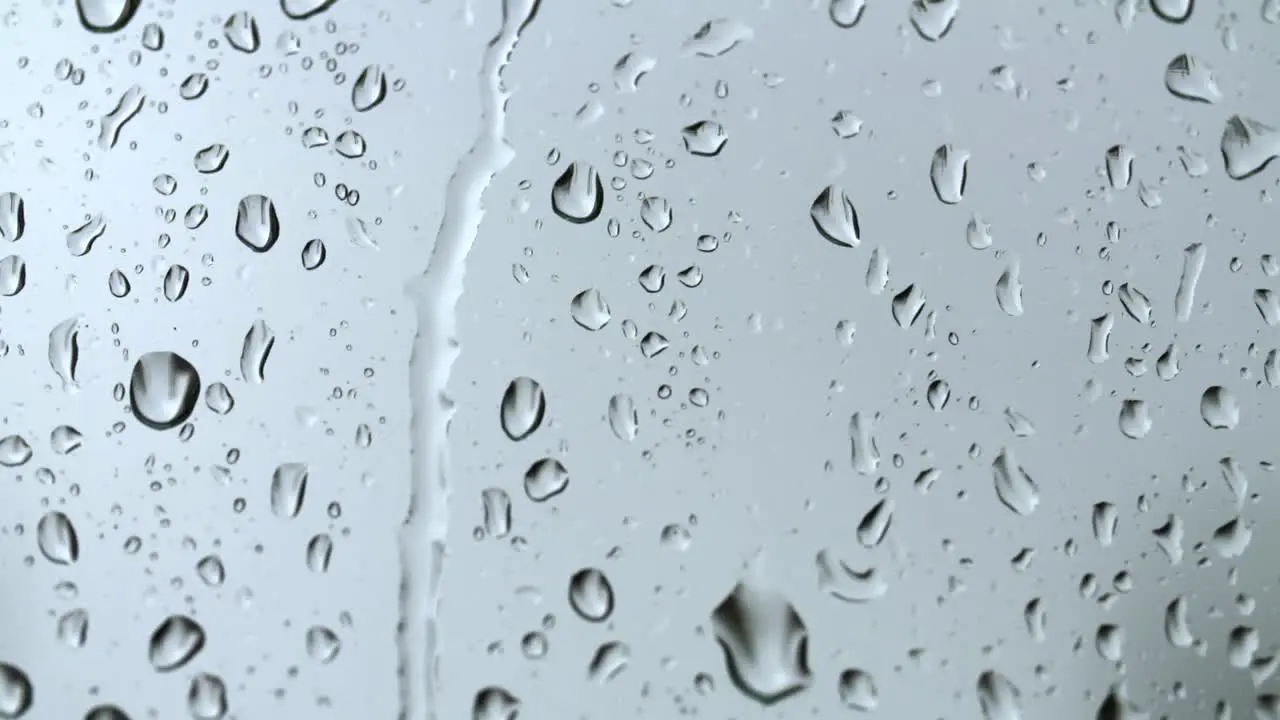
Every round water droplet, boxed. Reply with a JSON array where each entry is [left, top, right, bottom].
[[568, 568, 615, 622], [0, 434, 32, 467], [352, 65, 387, 112], [0, 662, 33, 718], [550, 163, 604, 224], [837, 668, 878, 710], [829, 0, 867, 27], [301, 238, 327, 270], [305, 626, 341, 663], [204, 382, 234, 415], [234, 194, 280, 252], [1200, 385, 1239, 429], [130, 351, 201, 431], [570, 288, 611, 330]]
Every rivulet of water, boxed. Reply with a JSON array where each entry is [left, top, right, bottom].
[[398, 1, 541, 718]]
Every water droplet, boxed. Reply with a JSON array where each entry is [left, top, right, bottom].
[[0, 435, 31, 468], [57, 608, 89, 649], [140, 22, 163, 50], [1104, 144, 1134, 190], [570, 288, 612, 330], [281, 0, 340, 20], [162, 264, 189, 302], [1221, 115, 1279, 181], [929, 144, 969, 204], [195, 555, 225, 586], [301, 238, 327, 270], [352, 65, 387, 112], [910, 0, 960, 41], [500, 377, 546, 441], [711, 581, 811, 705], [76, 0, 140, 33], [98, 85, 145, 150], [640, 196, 673, 232], [270, 463, 309, 519], [50, 426, 83, 455], [0, 193, 25, 243], [334, 130, 367, 158], [992, 447, 1039, 515], [148, 615, 206, 672], [235, 195, 280, 252], [891, 285, 926, 328], [837, 668, 878, 710], [0, 257, 23, 296], [306, 534, 333, 572], [810, 185, 860, 248], [48, 316, 82, 392], [1165, 53, 1220, 103], [37, 511, 78, 565], [681, 120, 728, 156], [683, 18, 753, 58], [568, 568, 615, 622], [1200, 386, 1239, 429], [129, 351, 201, 431], [856, 499, 893, 548], [239, 319, 276, 384], [187, 673, 228, 720], [1150, 0, 1193, 23], [0, 662, 33, 719], [305, 626, 341, 663], [550, 162, 604, 223], [108, 269, 131, 298], [976, 670, 1022, 720], [180, 73, 209, 100], [84, 705, 130, 720], [1118, 399, 1151, 439], [472, 687, 520, 720], [995, 260, 1023, 316], [480, 490, 511, 539], [829, 0, 867, 28], [523, 458, 569, 502], [607, 393, 639, 441], [587, 641, 631, 683], [193, 143, 230, 173], [66, 215, 106, 257], [222, 11, 260, 53], [830, 111, 862, 138]]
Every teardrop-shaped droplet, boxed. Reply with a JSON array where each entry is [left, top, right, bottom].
[[37, 510, 79, 565], [829, 0, 867, 27], [1150, 0, 1193, 23], [301, 238, 327, 270], [239, 319, 276, 383], [148, 615, 206, 672], [500, 376, 546, 441], [570, 288, 611, 330], [568, 568, 616, 622], [0, 662, 33, 719], [910, 0, 960, 41], [204, 382, 234, 415], [1164, 53, 1220, 103], [334, 130, 366, 159], [711, 581, 812, 705], [163, 264, 189, 302], [523, 458, 569, 502], [56, 609, 89, 649], [1118, 398, 1152, 439], [222, 11, 260, 53], [51, 425, 83, 455], [976, 670, 1022, 720], [180, 73, 209, 100], [1104, 144, 1134, 190], [270, 462, 309, 519], [930, 144, 970, 204], [992, 447, 1039, 515], [810, 184, 860, 248], [234, 194, 280, 253], [550, 163, 604, 224], [129, 351, 201, 431], [48, 316, 82, 392], [0, 192, 25, 243], [108, 269, 131, 297], [351, 65, 387, 112], [76, 0, 141, 33], [1220, 115, 1280, 181], [640, 196, 673, 232], [67, 215, 106, 256]]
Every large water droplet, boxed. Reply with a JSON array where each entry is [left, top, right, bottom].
[[829, 0, 867, 27], [0, 662, 33, 718], [607, 393, 639, 442], [681, 120, 728, 156], [37, 511, 79, 565], [222, 11, 260, 53], [0, 192, 25, 243], [270, 463, 309, 519], [472, 687, 519, 720], [568, 568, 615, 622], [1164, 54, 1220, 103], [1221, 115, 1279, 180], [1200, 385, 1239, 429], [187, 673, 228, 720], [129, 351, 201, 431], [76, 0, 140, 33], [929, 144, 970, 204], [587, 641, 631, 682], [234, 195, 280, 252], [0, 435, 32, 467], [976, 670, 1022, 720], [523, 458, 569, 502], [281, 0, 340, 20], [570, 288, 611, 330], [992, 447, 1039, 515], [1150, 0, 1193, 23], [500, 376, 546, 441], [910, 0, 960, 41], [148, 615, 206, 672], [810, 185, 860, 248], [1118, 399, 1151, 439], [352, 65, 388, 112], [239, 319, 276, 384], [550, 162, 604, 223], [711, 581, 811, 705], [837, 668, 878, 710]]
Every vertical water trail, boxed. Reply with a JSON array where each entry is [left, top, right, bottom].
[[399, 1, 541, 718]]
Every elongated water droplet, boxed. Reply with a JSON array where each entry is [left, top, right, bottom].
[[234, 195, 280, 252], [57, 608, 89, 649], [98, 85, 144, 150], [67, 215, 106, 257], [816, 550, 887, 602], [683, 18, 753, 58], [607, 393, 638, 441], [1175, 242, 1206, 321], [929, 144, 969, 204], [239, 319, 275, 384], [856, 499, 893, 548], [149, 615, 206, 672], [352, 65, 387, 112], [49, 316, 81, 392], [587, 641, 631, 683], [810, 184, 860, 248], [0, 256, 25, 296], [992, 447, 1039, 515], [0, 662, 33, 719], [500, 376, 546, 441], [108, 269, 131, 297], [281, 0, 340, 19], [301, 238, 327, 270], [130, 351, 200, 430], [1105, 144, 1134, 190], [995, 260, 1023, 316], [0, 192, 25, 243], [163, 264, 189, 302], [550, 162, 603, 223], [891, 284, 925, 328], [194, 143, 230, 174], [270, 463, 309, 519], [180, 73, 209, 100]]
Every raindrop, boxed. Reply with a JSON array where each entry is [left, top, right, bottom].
[[681, 120, 728, 156], [0, 256, 26, 296], [640, 196, 673, 232], [1220, 115, 1279, 181], [108, 269, 131, 297], [711, 581, 812, 705], [180, 73, 209, 100], [1105, 145, 1134, 190], [301, 239, 327, 270], [129, 351, 201, 431], [683, 18, 753, 57], [1150, 0, 1193, 23], [0, 662, 32, 719], [837, 668, 878, 711], [910, 0, 960, 41], [570, 288, 611, 330], [472, 687, 520, 720], [810, 185, 860, 248], [76, 0, 141, 33], [193, 144, 230, 173], [523, 458, 569, 502], [992, 447, 1039, 515], [568, 568, 615, 622], [37, 511, 78, 565], [148, 615, 206, 672], [929, 144, 969, 204], [234, 194, 281, 252], [891, 285, 926, 328], [98, 85, 144, 150], [976, 670, 1022, 720], [587, 641, 631, 683], [829, 0, 867, 27], [280, 0, 340, 20], [187, 673, 228, 720], [222, 11, 260, 53], [607, 393, 639, 441], [1118, 399, 1151, 439], [1200, 386, 1239, 430], [57, 609, 89, 649], [352, 65, 387, 112], [162, 264, 189, 302], [1164, 53, 1220, 103], [550, 163, 604, 223], [305, 626, 341, 664], [239, 319, 276, 383], [306, 534, 334, 572], [50, 426, 83, 455], [0, 435, 31, 467], [270, 463, 309, 519], [500, 377, 546, 441], [334, 130, 367, 158], [301, 127, 329, 149], [66, 215, 106, 257], [0, 193, 24, 242]]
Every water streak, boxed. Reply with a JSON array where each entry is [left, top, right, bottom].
[[399, 1, 540, 718]]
